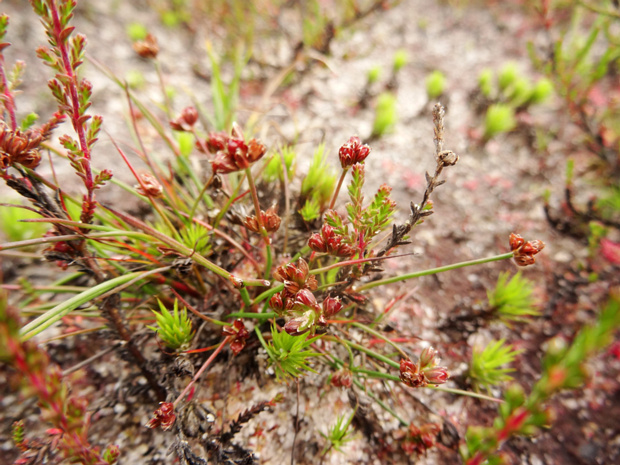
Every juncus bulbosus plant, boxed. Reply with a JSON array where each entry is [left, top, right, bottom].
[[4, 2, 614, 464]]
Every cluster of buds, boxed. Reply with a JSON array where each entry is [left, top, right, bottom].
[[399, 346, 449, 388], [132, 33, 159, 59], [135, 172, 163, 198], [222, 319, 250, 355], [269, 258, 343, 335], [399, 422, 441, 456], [169, 106, 199, 132], [146, 402, 176, 430], [197, 125, 267, 174], [510, 233, 545, 267], [339, 136, 371, 169], [331, 368, 353, 389], [0, 116, 62, 171], [280, 289, 343, 336], [243, 205, 281, 234], [308, 224, 355, 257]]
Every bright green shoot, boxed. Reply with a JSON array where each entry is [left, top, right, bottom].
[[469, 339, 523, 393], [301, 143, 337, 207], [148, 299, 194, 350], [264, 146, 296, 183], [259, 325, 322, 382], [320, 409, 357, 455], [371, 92, 398, 138], [488, 271, 539, 324]]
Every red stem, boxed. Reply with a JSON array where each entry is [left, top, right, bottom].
[[173, 336, 234, 407], [49, 1, 95, 209]]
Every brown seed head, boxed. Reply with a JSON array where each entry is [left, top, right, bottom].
[[133, 34, 159, 59]]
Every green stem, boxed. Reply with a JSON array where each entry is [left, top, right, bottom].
[[353, 367, 400, 382], [239, 287, 252, 308], [20, 267, 169, 340], [356, 252, 514, 291], [227, 312, 276, 320], [327, 336, 399, 368], [352, 379, 408, 426], [252, 284, 284, 306], [244, 167, 273, 279], [351, 322, 409, 358], [427, 386, 504, 403]]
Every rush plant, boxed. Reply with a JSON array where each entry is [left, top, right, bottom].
[[4, 2, 615, 465]]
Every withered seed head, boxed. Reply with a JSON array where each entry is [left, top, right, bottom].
[[133, 34, 159, 59]]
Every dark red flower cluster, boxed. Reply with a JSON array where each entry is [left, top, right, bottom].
[[197, 126, 267, 174], [509, 233, 545, 267], [400, 422, 441, 456], [331, 368, 353, 389], [243, 205, 281, 234], [269, 258, 342, 335], [271, 257, 318, 299], [222, 319, 250, 355], [0, 115, 62, 171], [169, 106, 199, 132], [338, 136, 370, 169], [399, 347, 449, 388], [308, 224, 355, 257], [146, 402, 176, 430]]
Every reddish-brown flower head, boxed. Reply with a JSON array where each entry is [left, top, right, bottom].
[[399, 349, 449, 388], [339, 136, 371, 169], [272, 258, 318, 298], [170, 106, 199, 132], [331, 369, 353, 389], [0, 121, 53, 170], [510, 233, 545, 267], [243, 205, 281, 234], [308, 224, 355, 257], [322, 296, 343, 318], [133, 34, 159, 58], [135, 172, 163, 198], [146, 402, 176, 430], [223, 319, 250, 355], [205, 130, 267, 173]]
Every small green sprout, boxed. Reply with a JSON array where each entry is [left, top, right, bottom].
[[264, 146, 296, 183], [175, 131, 195, 157], [498, 62, 519, 92], [483, 103, 516, 140], [392, 49, 409, 73], [301, 144, 337, 206], [487, 272, 539, 324], [126, 22, 148, 41], [320, 410, 356, 455], [371, 92, 398, 138], [505, 77, 532, 108], [125, 70, 146, 89], [20, 113, 39, 131], [528, 78, 554, 105], [177, 223, 211, 256], [425, 70, 446, 100], [367, 65, 382, 85], [299, 197, 321, 222], [478, 68, 494, 98], [264, 325, 321, 382], [148, 299, 194, 350], [469, 339, 523, 392]]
